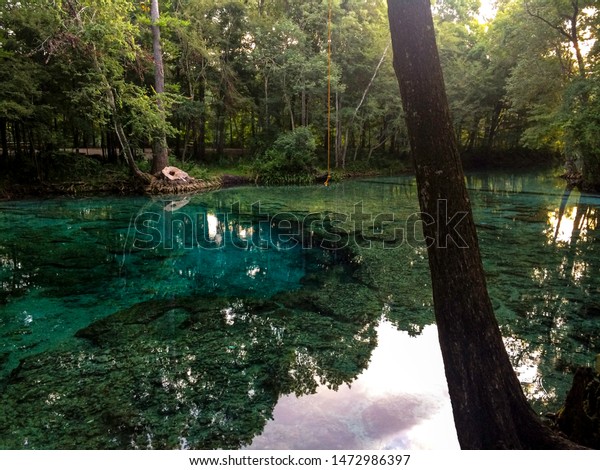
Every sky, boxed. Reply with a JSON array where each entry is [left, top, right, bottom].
[[479, 0, 498, 22]]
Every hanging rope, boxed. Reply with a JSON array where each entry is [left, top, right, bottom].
[[325, 0, 332, 187]]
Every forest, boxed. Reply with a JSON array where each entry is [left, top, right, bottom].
[[0, 0, 599, 193], [1, 0, 600, 452]]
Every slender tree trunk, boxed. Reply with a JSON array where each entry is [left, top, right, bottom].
[[215, 87, 226, 158], [150, 0, 169, 175], [197, 77, 207, 162], [301, 87, 307, 127], [95, 59, 146, 179], [0, 118, 8, 164], [94, 57, 145, 179], [335, 91, 342, 168], [13, 122, 21, 160], [342, 43, 390, 163], [264, 75, 269, 133], [286, 94, 295, 131], [485, 102, 503, 149], [387, 0, 581, 449], [569, 4, 586, 79], [101, 131, 106, 161]]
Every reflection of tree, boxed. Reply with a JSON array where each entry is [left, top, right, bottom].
[[553, 184, 572, 243], [0, 275, 379, 449], [480, 184, 600, 411], [352, 242, 433, 336], [0, 244, 31, 302]]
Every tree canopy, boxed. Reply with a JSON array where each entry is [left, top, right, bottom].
[[0, 0, 599, 187]]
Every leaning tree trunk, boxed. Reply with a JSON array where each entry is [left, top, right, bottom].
[[150, 0, 169, 175], [387, 0, 581, 449], [90, 47, 148, 182]]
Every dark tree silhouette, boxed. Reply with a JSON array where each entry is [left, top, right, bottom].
[[386, 0, 581, 449]]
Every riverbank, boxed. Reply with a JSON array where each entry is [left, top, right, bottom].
[[0, 146, 566, 201], [0, 154, 410, 200]]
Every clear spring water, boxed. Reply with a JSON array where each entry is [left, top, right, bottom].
[[0, 171, 598, 449]]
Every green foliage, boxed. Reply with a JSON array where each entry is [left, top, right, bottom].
[[433, 0, 481, 22], [172, 158, 211, 180], [118, 84, 180, 146], [0, 55, 42, 119], [253, 127, 317, 185], [562, 76, 600, 187], [1, 0, 599, 189]]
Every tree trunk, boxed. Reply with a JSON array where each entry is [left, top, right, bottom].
[[485, 101, 504, 149], [150, 0, 169, 175], [13, 122, 22, 160], [335, 91, 343, 168], [301, 87, 307, 127], [568, 3, 586, 80], [95, 59, 146, 180], [264, 75, 270, 133], [387, 0, 581, 449], [216, 101, 226, 157], [198, 78, 207, 161], [341, 43, 390, 164], [0, 118, 8, 164]]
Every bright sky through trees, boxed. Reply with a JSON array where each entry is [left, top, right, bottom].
[[478, 0, 498, 22]]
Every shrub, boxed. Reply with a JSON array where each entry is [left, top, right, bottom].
[[253, 127, 317, 185]]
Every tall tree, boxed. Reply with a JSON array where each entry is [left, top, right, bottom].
[[496, 0, 599, 186], [386, 0, 581, 449], [150, 0, 169, 175]]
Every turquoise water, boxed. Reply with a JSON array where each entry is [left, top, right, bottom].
[[0, 172, 598, 449]]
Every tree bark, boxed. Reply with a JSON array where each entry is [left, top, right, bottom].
[[335, 91, 343, 168], [0, 118, 8, 164], [150, 0, 169, 175], [387, 0, 582, 449], [198, 78, 207, 162]]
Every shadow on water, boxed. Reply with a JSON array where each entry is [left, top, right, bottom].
[[0, 172, 599, 449]]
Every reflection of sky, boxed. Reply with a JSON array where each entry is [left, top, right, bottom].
[[247, 321, 459, 450], [503, 336, 556, 405]]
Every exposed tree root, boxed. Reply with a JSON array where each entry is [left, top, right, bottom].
[[143, 174, 222, 195], [550, 367, 600, 449], [560, 170, 583, 188]]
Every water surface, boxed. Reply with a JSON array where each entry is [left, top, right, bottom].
[[0, 171, 598, 449]]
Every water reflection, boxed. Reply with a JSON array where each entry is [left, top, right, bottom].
[[1, 173, 600, 449], [0, 280, 381, 449], [0, 194, 387, 449], [546, 192, 598, 246], [0, 198, 328, 381], [248, 322, 459, 450], [467, 173, 600, 409]]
